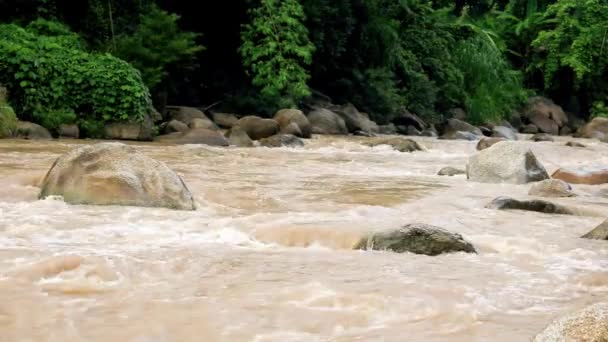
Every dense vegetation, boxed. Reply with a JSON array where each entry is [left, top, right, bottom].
[[0, 0, 607, 133]]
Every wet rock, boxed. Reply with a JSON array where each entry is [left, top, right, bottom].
[[533, 303, 608, 342], [521, 124, 539, 134], [393, 111, 427, 131], [156, 128, 229, 146], [355, 223, 476, 256], [559, 125, 572, 136], [486, 196, 573, 215], [406, 125, 422, 136], [259, 134, 304, 148], [163, 119, 189, 134], [530, 133, 554, 142], [16, 121, 52, 140], [280, 122, 303, 137], [552, 167, 608, 185], [332, 103, 379, 134], [437, 167, 465, 176], [378, 123, 397, 135], [492, 126, 517, 140], [579, 117, 608, 142], [477, 137, 506, 151], [307, 108, 348, 135], [480, 126, 492, 137], [582, 219, 608, 240], [441, 131, 479, 141], [189, 117, 218, 131], [165, 106, 207, 125], [211, 112, 239, 129], [523, 97, 565, 134], [510, 112, 523, 130], [104, 115, 154, 141], [364, 137, 425, 152], [420, 127, 438, 137], [39, 142, 195, 210], [467, 142, 549, 184], [225, 126, 253, 147], [274, 109, 311, 138], [58, 124, 79, 139], [529, 179, 575, 198], [354, 130, 376, 137], [235, 116, 279, 140], [565, 141, 586, 148], [441, 118, 483, 139]]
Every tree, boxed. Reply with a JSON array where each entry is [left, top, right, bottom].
[[240, 0, 315, 111]]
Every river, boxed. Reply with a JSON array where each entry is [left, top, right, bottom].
[[0, 135, 607, 341]]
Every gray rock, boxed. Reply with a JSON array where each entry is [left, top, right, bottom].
[[437, 167, 466, 176], [165, 106, 207, 125], [163, 119, 189, 134], [58, 124, 79, 139], [354, 130, 376, 137], [486, 196, 573, 215], [492, 126, 517, 140], [280, 122, 303, 137], [441, 131, 479, 141], [104, 115, 154, 141], [529, 179, 575, 198], [441, 118, 483, 138], [236, 116, 279, 140], [332, 103, 379, 134], [212, 112, 239, 129], [467, 142, 549, 184], [559, 125, 572, 136], [225, 126, 253, 147], [274, 109, 311, 138], [16, 121, 52, 140], [355, 223, 476, 256], [259, 134, 304, 148], [156, 128, 229, 146], [582, 219, 608, 240], [393, 111, 427, 131], [421, 127, 438, 137], [533, 303, 608, 342], [531, 133, 555, 142], [579, 117, 608, 142], [364, 137, 425, 152], [477, 137, 507, 151], [565, 141, 586, 148], [407, 125, 422, 136], [189, 117, 218, 131], [378, 123, 397, 135], [521, 124, 539, 134], [308, 108, 348, 135]]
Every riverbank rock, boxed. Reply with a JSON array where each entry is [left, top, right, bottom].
[[39, 143, 195, 210], [225, 126, 253, 147], [332, 103, 379, 134], [521, 124, 539, 134], [440, 119, 482, 140], [406, 126, 422, 136], [259, 134, 304, 148], [16, 121, 52, 140], [393, 111, 427, 131], [211, 112, 238, 129], [579, 117, 608, 142], [523, 97, 565, 135], [492, 126, 517, 140], [163, 120, 189, 134], [529, 179, 575, 198], [0, 102, 17, 138], [355, 224, 476, 256], [533, 303, 608, 342], [437, 167, 466, 176], [104, 115, 153, 141], [189, 117, 218, 131], [156, 128, 229, 146], [582, 219, 608, 240], [565, 141, 586, 148], [308, 108, 348, 135], [467, 142, 549, 184], [379, 123, 397, 135], [486, 196, 573, 215], [236, 116, 279, 140], [166, 106, 207, 125], [58, 124, 79, 139], [274, 109, 311, 138], [531, 133, 554, 142], [364, 137, 424, 152], [477, 137, 506, 151], [280, 122, 303, 137], [552, 167, 608, 185]]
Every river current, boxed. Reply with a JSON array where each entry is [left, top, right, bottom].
[[0, 135, 607, 341]]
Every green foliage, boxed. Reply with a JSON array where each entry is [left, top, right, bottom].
[[591, 101, 608, 118], [0, 102, 18, 138], [0, 19, 152, 136], [454, 34, 527, 124], [114, 5, 203, 89], [240, 0, 315, 110]]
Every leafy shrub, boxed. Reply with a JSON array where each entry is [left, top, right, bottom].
[[0, 19, 152, 136], [0, 102, 17, 138], [591, 101, 608, 118], [240, 0, 315, 110]]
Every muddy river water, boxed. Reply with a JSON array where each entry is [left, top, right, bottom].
[[0, 135, 607, 341]]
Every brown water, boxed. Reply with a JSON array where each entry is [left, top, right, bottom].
[[0, 136, 607, 341]]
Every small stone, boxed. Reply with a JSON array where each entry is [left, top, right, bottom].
[[437, 167, 465, 176], [486, 196, 573, 215]]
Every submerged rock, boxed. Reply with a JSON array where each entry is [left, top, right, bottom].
[[476, 137, 506, 151], [486, 196, 573, 215], [467, 142, 549, 184], [259, 134, 304, 148], [552, 167, 608, 185], [225, 126, 253, 147], [531, 133, 554, 142], [492, 126, 517, 140], [156, 128, 229, 146], [533, 303, 608, 342], [39, 143, 195, 210], [582, 219, 608, 240], [364, 137, 424, 152], [235, 116, 279, 140], [565, 141, 586, 148], [529, 179, 575, 198], [355, 224, 476, 256], [437, 167, 466, 176]]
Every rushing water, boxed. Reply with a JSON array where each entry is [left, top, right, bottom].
[[0, 135, 607, 341]]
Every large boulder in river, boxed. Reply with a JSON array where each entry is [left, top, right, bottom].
[[163, 119, 189, 134], [259, 134, 304, 148], [467, 142, 549, 184], [552, 167, 608, 185], [492, 126, 517, 140], [225, 126, 253, 147], [307, 108, 348, 135], [165, 106, 207, 125], [104, 115, 154, 141], [582, 219, 608, 240], [332, 103, 379, 134], [58, 124, 79, 139], [523, 97, 566, 135], [16, 121, 52, 140], [189, 117, 218, 131], [533, 303, 608, 342], [477, 137, 506, 151], [355, 224, 476, 256], [211, 112, 238, 129], [39, 143, 195, 210], [529, 179, 575, 198], [392, 111, 427, 131], [579, 117, 608, 142], [364, 137, 424, 152], [274, 109, 311, 138], [280, 122, 303, 137], [235, 116, 279, 140], [486, 196, 573, 215], [440, 118, 482, 140], [156, 128, 229, 146]]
